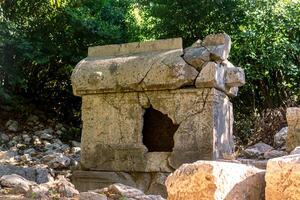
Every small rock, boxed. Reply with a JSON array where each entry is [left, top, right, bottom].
[[40, 132, 53, 140], [35, 128, 54, 136], [33, 136, 42, 146], [41, 153, 71, 169], [0, 174, 36, 193], [6, 120, 19, 132], [243, 142, 274, 159], [22, 134, 31, 144], [79, 192, 107, 200], [105, 183, 165, 199], [24, 148, 36, 155], [71, 147, 81, 154], [52, 138, 63, 145], [7, 140, 17, 148], [0, 133, 10, 142], [274, 127, 288, 147], [290, 146, 300, 155], [71, 140, 81, 148], [264, 149, 288, 159]]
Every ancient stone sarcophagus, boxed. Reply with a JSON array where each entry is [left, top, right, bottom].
[[71, 34, 245, 195]]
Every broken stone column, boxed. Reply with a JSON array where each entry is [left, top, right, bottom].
[[286, 107, 300, 152], [265, 154, 300, 200], [165, 161, 265, 200], [71, 34, 245, 196]]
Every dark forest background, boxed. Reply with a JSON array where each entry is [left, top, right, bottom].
[[0, 0, 299, 146]]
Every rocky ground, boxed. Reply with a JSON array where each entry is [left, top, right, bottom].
[[0, 107, 166, 199]]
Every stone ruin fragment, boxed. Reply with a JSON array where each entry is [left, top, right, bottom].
[[70, 33, 245, 197]]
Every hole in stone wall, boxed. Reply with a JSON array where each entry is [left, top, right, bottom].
[[142, 106, 179, 152]]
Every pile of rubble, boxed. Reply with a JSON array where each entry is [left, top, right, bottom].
[[238, 107, 300, 169], [0, 114, 82, 198]]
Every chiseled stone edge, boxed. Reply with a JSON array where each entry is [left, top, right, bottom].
[[88, 38, 182, 57]]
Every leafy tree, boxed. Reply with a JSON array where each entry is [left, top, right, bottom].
[[0, 0, 134, 122]]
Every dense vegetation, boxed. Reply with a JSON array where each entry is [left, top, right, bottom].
[[0, 0, 299, 144]]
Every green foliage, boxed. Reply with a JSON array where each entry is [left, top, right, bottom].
[[0, 0, 134, 122]]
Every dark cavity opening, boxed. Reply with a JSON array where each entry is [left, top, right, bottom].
[[142, 106, 179, 152]]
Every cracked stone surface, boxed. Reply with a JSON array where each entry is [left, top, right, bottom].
[[71, 38, 198, 96], [80, 88, 234, 171], [165, 160, 265, 200], [265, 154, 300, 200], [71, 35, 245, 97]]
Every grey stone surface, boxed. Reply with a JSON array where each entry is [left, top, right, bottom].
[[0, 174, 36, 193], [243, 142, 274, 159], [6, 120, 18, 132], [274, 127, 288, 147], [183, 46, 210, 70], [41, 152, 71, 169], [290, 146, 300, 155], [0, 133, 9, 142], [195, 62, 225, 90], [0, 164, 50, 184], [79, 88, 233, 171], [202, 33, 231, 61], [263, 149, 288, 159]]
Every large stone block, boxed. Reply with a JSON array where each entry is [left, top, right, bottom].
[[202, 33, 231, 61], [183, 46, 210, 70], [265, 154, 300, 200], [165, 161, 265, 200], [80, 88, 234, 171], [71, 39, 198, 96], [286, 107, 300, 152], [195, 62, 225, 90]]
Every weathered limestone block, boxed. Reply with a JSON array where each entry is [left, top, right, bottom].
[[265, 154, 300, 200], [195, 62, 225, 90], [224, 67, 245, 87], [225, 86, 238, 97], [71, 38, 198, 96], [80, 88, 234, 171], [183, 46, 210, 70], [202, 33, 231, 61], [286, 107, 300, 152], [165, 161, 265, 200]]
